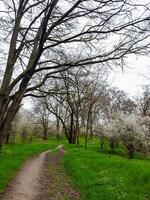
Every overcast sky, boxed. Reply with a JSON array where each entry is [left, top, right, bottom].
[[109, 55, 150, 98]]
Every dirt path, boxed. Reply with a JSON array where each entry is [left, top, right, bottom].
[[41, 145, 79, 200], [3, 150, 50, 200], [2, 145, 79, 200]]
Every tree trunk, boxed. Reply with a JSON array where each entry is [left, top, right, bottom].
[[0, 80, 31, 148], [110, 138, 115, 154], [0, 97, 10, 147], [0, 47, 41, 149], [85, 104, 93, 150], [0, 136, 3, 154], [128, 150, 134, 159], [89, 115, 93, 138], [76, 132, 80, 145], [43, 125, 48, 140], [21, 126, 27, 143], [85, 112, 91, 150], [100, 136, 104, 150], [85, 125, 88, 150], [68, 113, 76, 144], [127, 144, 134, 159], [68, 132, 76, 144], [76, 114, 80, 145], [85, 133, 88, 150], [90, 124, 93, 138], [56, 117, 60, 140], [5, 134, 10, 144], [5, 125, 12, 144]]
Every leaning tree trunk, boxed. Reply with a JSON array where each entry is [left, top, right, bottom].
[[0, 67, 35, 151], [0, 96, 10, 150], [0, 115, 13, 151], [0, 102, 18, 151], [0, 94, 24, 149]]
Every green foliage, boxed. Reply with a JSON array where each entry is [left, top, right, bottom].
[[0, 140, 58, 193], [62, 139, 150, 200]]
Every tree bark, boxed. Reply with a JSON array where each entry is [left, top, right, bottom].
[[128, 150, 134, 159], [85, 129, 88, 150], [5, 125, 12, 144], [68, 113, 76, 144], [100, 137, 104, 150], [89, 112, 93, 138], [56, 117, 60, 140], [5, 134, 10, 144], [43, 125, 48, 140], [127, 144, 134, 159], [110, 138, 115, 154], [85, 126, 88, 150], [76, 113, 80, 145], [0, 135, 4, 153]]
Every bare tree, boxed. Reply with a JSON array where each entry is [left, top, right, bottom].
[[0, 0, 150, 150], [33, 99, 49, 140], [42, 68, 88, 144]]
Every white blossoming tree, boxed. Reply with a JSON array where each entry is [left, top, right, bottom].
[[119, 115, 145, 159], [137, 116, 150, 155], [105, 112, 147, 159], [104, 115, 121, 154]]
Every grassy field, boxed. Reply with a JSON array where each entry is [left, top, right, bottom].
[[0, 137, 150, 200], [0, 139, 58, 193], [61, 138, 150, 200]]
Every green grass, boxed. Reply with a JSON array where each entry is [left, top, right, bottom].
[[0, 139, 58, 193], [0, 137, 150, 200], [61, 138, 150, 200]]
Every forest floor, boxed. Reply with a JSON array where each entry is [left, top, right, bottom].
[[1, 145, 79, 200]]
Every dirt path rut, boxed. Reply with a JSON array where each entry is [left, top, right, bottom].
[[41, 145, 79, 200], [3, 150, 50, 200]]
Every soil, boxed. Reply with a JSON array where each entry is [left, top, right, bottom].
[[3, 150, 50, 200], [41, 145, 79, 200]]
